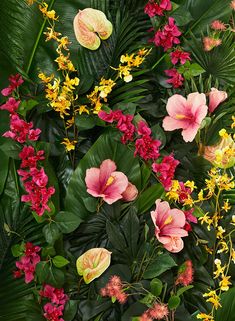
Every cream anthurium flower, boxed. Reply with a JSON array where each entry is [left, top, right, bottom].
[[73, 8, 113, 50], [76, 248, 111, 284]]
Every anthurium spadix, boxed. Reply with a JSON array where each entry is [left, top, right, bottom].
[[76, 248, 111, 284], [73, 8, 113, 50]]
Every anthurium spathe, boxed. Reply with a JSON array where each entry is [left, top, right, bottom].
[[162, 93, 208, 142], [73, 8, 113, 50], [76, 248, 111, 284], [85, 159, 129, 204], [151, 199, 188, 253]]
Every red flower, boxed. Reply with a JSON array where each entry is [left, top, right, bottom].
[[152, 154, 179, 190], [165, 69, 184, 88], [144, 0, 172, 17], [1, 74, 24, 97], [170, 49, 191, 65], [0, 97, 20, 114], [153, 17, 181, 51]]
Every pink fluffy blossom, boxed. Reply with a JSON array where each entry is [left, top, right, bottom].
[[151, 199, 188, 252], [162, 93, 208, 142], [152, 154, 179, 190], [170, 49, 191, 65], [1, 74, 24, 97], [149, 303, 169, 320], [165, 69, 184, 88], [85, 159, 129, 204], [0, 97, 20, 113], [153, 17, 181, 51], [175, 260, 194, 286], [210, 20, 226, 31], [100, 275, 128, 304], [203, 37, 222, 51], [208, 88, 227, 113]]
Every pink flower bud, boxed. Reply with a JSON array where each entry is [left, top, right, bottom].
[[208, 88, 227, 113], [122, 182, 138, 201]]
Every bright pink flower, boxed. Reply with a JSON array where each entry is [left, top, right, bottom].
[[85, 159, 129, 204], [41, 285, 68, 306], [175, 260, 194, 286], [1, 74, 24, 96], [122, 182, 138, 201], [19, 146, 45, 168], [98, 110, 122, 123], [170, 49, 191, 65], [0, 97, 20, 113], [3, 114, 41, 143], [184, 209, 197, 231], [210, 20, 226, 31], [134, 135, 161, 161], [149, 303, 169, 320], [144, 1, 163, 17], [151, 199, 188, 253], [208, 88, 227, 113], [153, 17, 181, 51], [165, 69, 184, 88], [43, 303, 65, 321], [152, 154, 179, 190], [137, 121, 151, 136], [160, 0, 172, 11], [15, 242, 41, 284], [162, 93, 208, 142]]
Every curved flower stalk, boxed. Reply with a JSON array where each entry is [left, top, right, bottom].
[[73, 8, 113, 50]]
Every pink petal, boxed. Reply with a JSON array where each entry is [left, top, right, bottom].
[[181, 123, 200, 142], [164, 237, 184, 253], [166, 94, 187, 118], [162, 116, 188, 131], [85, 167, 101, 196], [104, 171, 128, 204], [122, 182, 138, 201], [99, 159, 117, 187], [209, 88, 227, 113]]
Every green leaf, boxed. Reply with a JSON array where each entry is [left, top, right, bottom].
[[106, 220, 126, 251], [0, 150, 9, 194], [47, 266, 65, 288], [215, 287, 235, 321], [139, 293, 155, 307], [63, 300, 78, 321], [35, 261, 50, 283], [150, 278, 163, 297], [0, 140, 21, 159], [17, 100, 38, 117], [136, 184, 164, 214], [11, 243, 25, 258], [177, 285, 194, 297], [43, 222, 61, 245], [41, 246, 56, 258], [52, 255, 70, 268], [55, 211, 83, 233], [168, 296, 181, 310], [178, 62, 205, 80], [143, 253, 177, 279], [75, 114, 96, 131], [151, 124, 166, 149]]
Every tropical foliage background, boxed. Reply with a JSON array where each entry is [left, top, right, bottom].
[[0, 0, 235, 321]]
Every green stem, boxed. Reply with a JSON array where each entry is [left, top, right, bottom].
[[151, 53, 167, 70], [26, 0, 56, 75]]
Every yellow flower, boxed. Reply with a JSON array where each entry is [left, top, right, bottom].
[[203, 290, 221, 309], [38, 72, 54, 83], [61, 138, 77, 152], [98, 78, 116, 98], [57, 36, 71, 51], [231, 115, 235, 129], [185, 180, 197, 191], [44, 27, 61, 41], [231, 248, 235, 264], [39, 2, 59, 21], [66, 117, 75, 129], [222, 200, 231, 212], [213, 259, 226, 278], [76, 248, 111, 284], [75, 105, 90, 115], [219, 275, 232, 291], [26, 0, 35, 5], [55, 53, 75, 71], [197, 313, 214, 321], [63, 75, 79, 92], [219, 128, 229, 139]]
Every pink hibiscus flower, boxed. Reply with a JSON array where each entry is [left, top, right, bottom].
[[151, 199, 188, 253], [85, 159, 129, 204], [162, 93, 208, 142]]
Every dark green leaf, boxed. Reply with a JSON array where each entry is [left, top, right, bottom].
[[136, 184, 164, 214], [43, 222, 61, 245], [168, 296, 181, 310], [143, 253, 177, 279], [55, 211, 82, 233], [63, 300, 78, 321], [150, 278, 163, 297]]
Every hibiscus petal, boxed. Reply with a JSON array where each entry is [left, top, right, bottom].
[[166, 94, 187, 117], [85, 167, 101, 196], [181, 123, 200, 142], [162, 116, 188, 131], [99, 159, 117, 187]]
